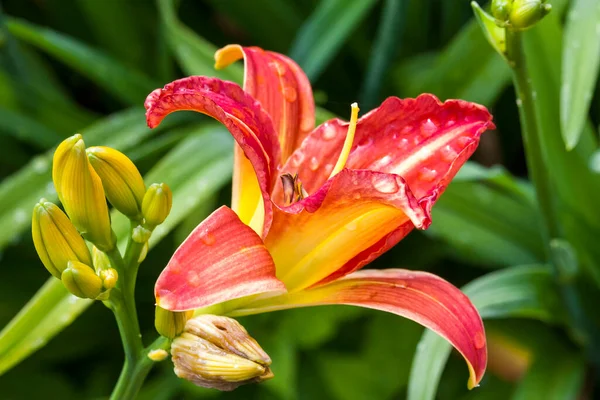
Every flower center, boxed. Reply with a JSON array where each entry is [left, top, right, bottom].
[[280, 173, 308, 206], [329, 102, 359, 178]]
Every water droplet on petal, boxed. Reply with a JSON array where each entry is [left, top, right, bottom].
[[269, 60, 286, 76], [458, 136, 473, 147], [394, 280, 407, 288], [309, 156, 320, 171], [441, 145, 458, 162], [421, 118, 438, 135], [322, 125, 337, 140], [345, 220, 358, 231], [290, 151, 305, 167], [352, 192, 361, 200], [201, 232, 216, 246], [418, 168, 438, 182], [474, 331, 486, 349], [445, 119, 456, 127], [371, 175, 399, 194], [398, 138, 409, 148], [283, 86, 297, 102]]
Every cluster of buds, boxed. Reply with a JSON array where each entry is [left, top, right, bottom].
[[167, 314, 274, 391], [490, 0, 552, 30], [32, 134, 173, 299]]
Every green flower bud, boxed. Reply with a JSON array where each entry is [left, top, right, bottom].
[[171, 315, 273, 391], [142, 183, 172, 228], [155, 306, 192, 339], [99, 268, 118, 290], [52, 134, 115, 251], [491, 0, 513, 22], [32, 199, 93, 278], [61, 260, 103, 299], [87, 146, 145, 219], [509, 0, 551, 30]]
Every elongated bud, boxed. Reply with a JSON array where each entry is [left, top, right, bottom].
[[171, 315, 273, 391], [61, 260, 103, 299], [87, 146, 145, 219], [509, 0, 551, 30], [53, 134, 115, 251], [142, 183, 172, 228], [155, 306, 192, 339], [32, 199, 93, 278], [490, 0, 551, 30]]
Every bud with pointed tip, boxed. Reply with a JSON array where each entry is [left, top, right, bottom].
[[32, 199, 93, 278], [99, 268, 118, 290], [87, 146, 145, 219], [142, 183, 172, 228], [509, 0, 551, 30], [155, 306, 192, 339], [171, 315, 273, 391], [53, 134, 115, 251], [491, 0, 513, 21], [61, 260, 103, 299]]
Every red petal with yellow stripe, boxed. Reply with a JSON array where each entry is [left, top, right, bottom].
[[229, 268, 487, 389], [144, 76, 279, 235], [155, 206, 286, 311]]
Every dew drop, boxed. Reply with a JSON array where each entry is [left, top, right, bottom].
[[187, 272, 202, 286], [13, 209, 27, 224], [345, 220, 358, 231], [290, 151, 305, 167], [441, 145, 458, 162], [309, 156, 320, 171], [269, 60, 286, 76], [474, 331, 485, 349], [418, 167, 438, 182], [371, 175, 399, 194], [398, 138, 409, 148], [421, 118, 438, 135], [323, 163, 334, 174], [322, 124, 337, 140], [283, 86, 297, 102], [515, 98, 523, 107], [445, 119, 456, 127], [32, 157, 49, 174], [201, 232, 216, 246], [394, 280, 407, 288], [458, 136, 473, 147], [352, 192, 361, 200]]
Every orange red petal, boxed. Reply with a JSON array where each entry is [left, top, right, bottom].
[[215, 45, 315, 162], [229, 269, 487, 389], [155, 206, 286, 311], [144, 76, 280, 236]]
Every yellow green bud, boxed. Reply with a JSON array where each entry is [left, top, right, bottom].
[[142, 183, 172, 228], [99, 268, 118, 290], [86, 146, 145, 219], [92, 246, 111, 271], [148, 349, 169, 362], [171, 315, 273, 391], [509, 0, 551, 30], [155, 306, 192, 339], [491, 0, 513, 21], [52, 134, 115, 251], [61, 260, 103, 299], [31, 199, 92, 278]]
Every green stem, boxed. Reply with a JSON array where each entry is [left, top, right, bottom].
[[105, 234, 165, 400], [110, 336, 171, 400], [505, 28, 599, 362]]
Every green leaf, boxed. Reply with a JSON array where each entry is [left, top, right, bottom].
[[5, 17, 157, 105], [0, 278, 93, 375], [359, 0, 406, 109], [395, 20, 511, 106], [157, 0, 242, 82], [429, 164, 545, 267], [471, 1, 507, 59], [407, 265, 565, 400], [289, 0, 378, 81], [560, 0, 600, 149], [0, 107, 63, 148]]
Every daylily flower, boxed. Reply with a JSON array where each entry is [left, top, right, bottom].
[[145, 45, 495, 389]]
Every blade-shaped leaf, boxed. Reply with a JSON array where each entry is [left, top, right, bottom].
[[560, 0, 600, 149], [407, 265, 564, 400], [429, 163, 545, 267], [5, 18, 157, 105], [157, 0, 242, 82], [289, 0, 378, 81]]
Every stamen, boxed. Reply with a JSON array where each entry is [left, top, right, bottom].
[[280, 173, 307, 206], [329, 102, 359, 178]]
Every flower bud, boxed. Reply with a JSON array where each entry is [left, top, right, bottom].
[[142, 183, 172, 228], [52, 134, 115, 251], [86, 146, 145, 219], [155, 306, 192, 339], [32, 199, 93, 278], [61, 260, 103, 299], [491, 0, 513, 21], [171, 315, 273, 391], [99, 268, 118, 290], [509, 0, 551, 30]]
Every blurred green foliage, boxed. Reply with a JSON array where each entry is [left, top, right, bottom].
[[0, 0, 598, 399]]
